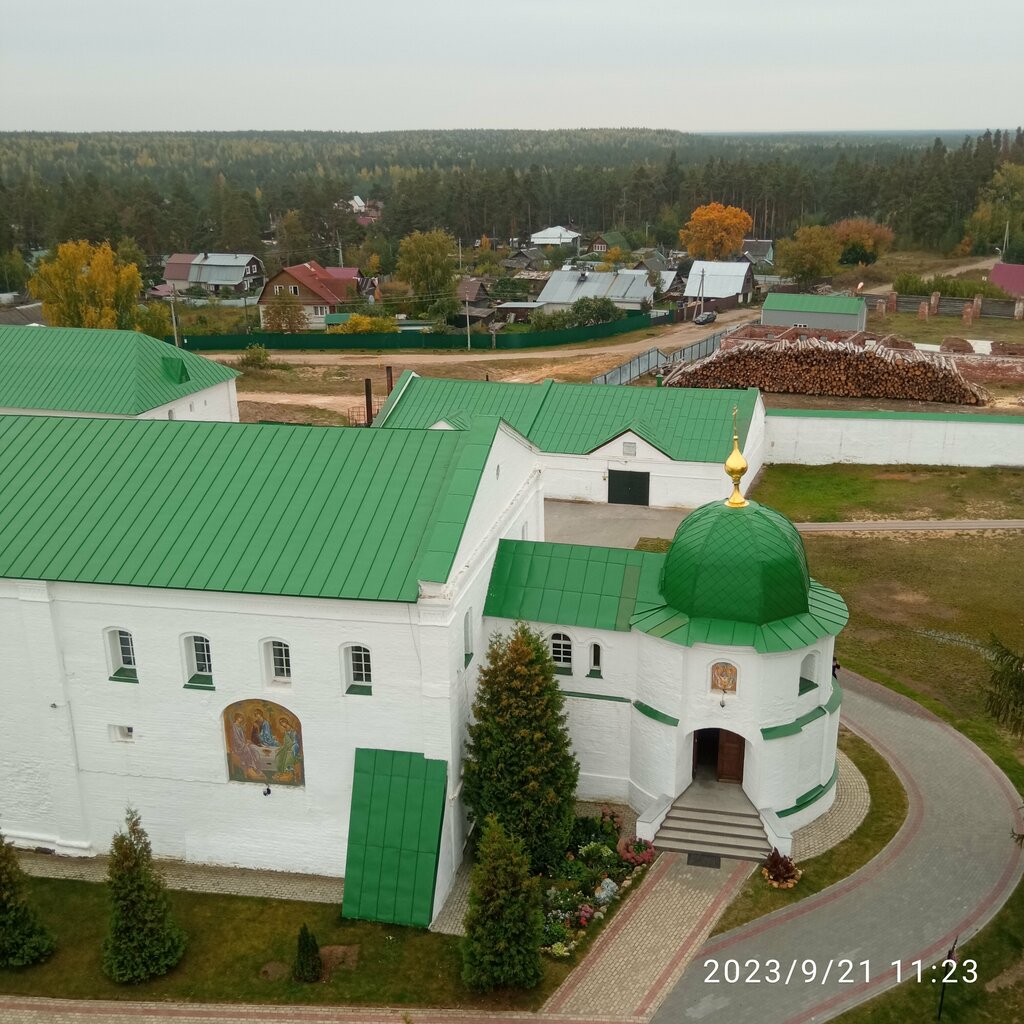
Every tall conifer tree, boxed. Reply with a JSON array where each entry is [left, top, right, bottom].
[[463, 622, 579, 873], [102, 808, 186, 984]]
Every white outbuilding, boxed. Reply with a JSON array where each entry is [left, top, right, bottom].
[[375, 372, 767, 509], [0, 325, 239, 421]]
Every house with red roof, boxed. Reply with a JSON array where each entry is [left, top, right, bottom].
[[989, 262, 1024, 298], [257, 261, 364, 329]]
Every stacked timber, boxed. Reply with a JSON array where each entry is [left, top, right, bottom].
[[663, 337, 989, 405]]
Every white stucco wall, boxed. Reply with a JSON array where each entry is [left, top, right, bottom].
[[0, 380, 239, 423], [764, 411, 1024, 467], [481, 613, 841, 839]]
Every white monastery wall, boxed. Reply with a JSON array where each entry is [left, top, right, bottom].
[[764, 412, 1024, 467]]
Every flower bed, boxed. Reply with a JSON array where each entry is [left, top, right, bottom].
[[539, 806, 654, 959]]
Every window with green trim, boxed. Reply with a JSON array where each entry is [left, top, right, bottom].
[[587, 643, 602, 678], [184, 634, 214, 689], [551, 633, 572, 675], [106, 628, 138, 682], [344, 644, 372, 695], [463, 610, 473, 667]]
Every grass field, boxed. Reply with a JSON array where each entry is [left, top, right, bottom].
[[0, 879, 569, 1010], [712, 730, 907, 936], [749, 464, 1024, 521], [867, 309, 1024, 346], [832, 251, 994, 290]]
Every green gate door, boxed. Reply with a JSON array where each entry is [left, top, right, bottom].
[[342, 748, 448, 928], [608, 470, 650, 506]]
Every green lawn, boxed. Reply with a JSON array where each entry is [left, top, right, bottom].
[[0, 880, 569, 1010], [712, 730, 907, 936], [749, 464, 1024, 522]]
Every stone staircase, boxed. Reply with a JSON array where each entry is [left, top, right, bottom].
[[654, 778, 772, 862]]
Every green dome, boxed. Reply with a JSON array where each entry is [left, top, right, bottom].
[[660, 500, 810, 625]]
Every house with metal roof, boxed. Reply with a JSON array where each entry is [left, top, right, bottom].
[[163, 253, 265, 295], [683, 261, 755, 305], [374, 372, 766, 508], [530, 226, 581, 248], [257, 261, 363, 329], [761, 293, 867, 332], [989, 262, 1024, 298], [0, 397, 844, 923], [536, 268, 674, 312], [0, 325, 239, 420]]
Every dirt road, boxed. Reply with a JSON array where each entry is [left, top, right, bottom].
[[862, 255, 999, 296]]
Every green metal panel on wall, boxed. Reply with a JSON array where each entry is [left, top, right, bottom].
[[342, 748, 448, 928]]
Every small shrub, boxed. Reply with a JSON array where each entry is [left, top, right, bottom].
[[238, 343, 270, 370], [0, 833, 55, 968], [292, 923, 322, 982], [762, 847, 802, 889]]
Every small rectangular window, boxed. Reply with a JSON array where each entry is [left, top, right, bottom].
[[194, 635, 212, 675], [273, 285, 282, 295], [289, 285, 299, 296], [622, 441, 637, 457], [109, 725, 134, 742]]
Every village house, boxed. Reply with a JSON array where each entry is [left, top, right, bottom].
[[257, 261, 363, 329], [163, 253, 265, 295]]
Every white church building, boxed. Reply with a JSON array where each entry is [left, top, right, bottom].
[[0, 387, 845, 928]]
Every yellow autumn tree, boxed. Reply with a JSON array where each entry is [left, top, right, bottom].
[[679, 203, 753, 260], [29, 240, 142, 330]]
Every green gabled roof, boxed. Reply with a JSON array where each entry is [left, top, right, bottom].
[[762, 293, 865, 315], [376, 373, 758, 464], [484, 540, 665, 631], [0, 325, 238, 415], [0, 415, 498, 601], [484, 537, 848, 653]]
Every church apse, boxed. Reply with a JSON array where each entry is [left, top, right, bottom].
[[223, 700, 304, 786]]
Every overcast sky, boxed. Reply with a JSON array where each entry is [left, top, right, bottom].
[[2, 0, 1022, 134]]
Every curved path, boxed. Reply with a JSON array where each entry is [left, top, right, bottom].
[[0, 673, 1019, 1024], [652, 670, 1024, 1023]]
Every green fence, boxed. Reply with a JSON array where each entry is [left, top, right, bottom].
[[166, 312, 656, 352]]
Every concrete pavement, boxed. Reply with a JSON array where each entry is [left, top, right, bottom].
[[543, 500, 1024, 549]]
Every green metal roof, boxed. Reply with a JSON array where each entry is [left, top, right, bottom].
[[661, 501, 809, 624], [0, 415, 498, 601], [376, 373, 759, 463], [762, 293, 865, 315], [0, 325, 238, 415], [485, 540, 665, 631], [484, 535, 847, 654]]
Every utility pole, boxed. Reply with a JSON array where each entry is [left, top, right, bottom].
[[465, 296, 472, 351], [170, 287, 180, 347], [337, 232, 344, 268], [698, 268, 706, 318]]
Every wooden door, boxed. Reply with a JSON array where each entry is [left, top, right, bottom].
[[717, 730, 745, 783]]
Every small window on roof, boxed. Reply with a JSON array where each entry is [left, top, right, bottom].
[[622, 441, 637, 457]]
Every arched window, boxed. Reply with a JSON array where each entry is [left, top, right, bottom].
[[343, 644, 372, 695], [551, 633, 572, 674], [106, 628, 138, 682], [799, 652, 819, 695], [463, 610, 474, 667], [588, 643, 602, 678], [184, 634, 214, 689], [262, 639, 292, 684]]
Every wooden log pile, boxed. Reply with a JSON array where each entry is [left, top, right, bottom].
[[663, 337, 989, 405]]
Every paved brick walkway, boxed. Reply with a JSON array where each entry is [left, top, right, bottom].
[[791, 749, 869, 861], [18, 851, 342, 904]]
